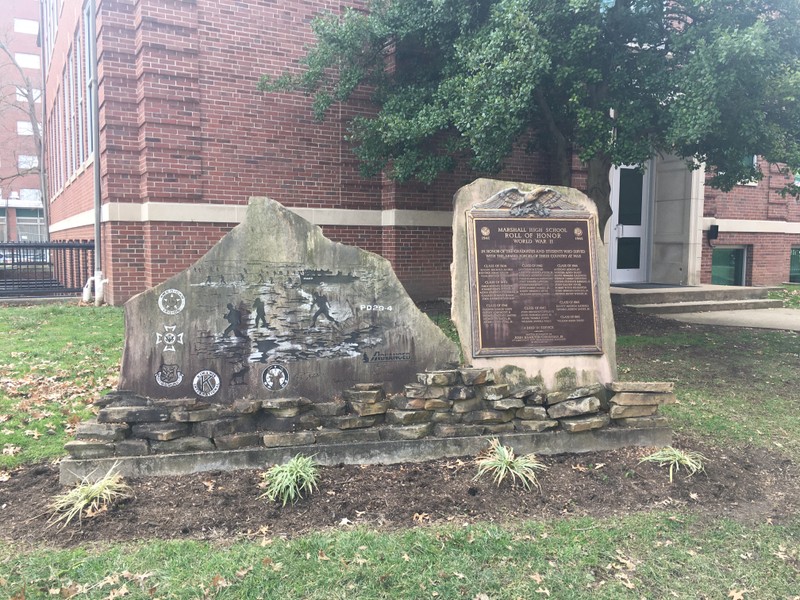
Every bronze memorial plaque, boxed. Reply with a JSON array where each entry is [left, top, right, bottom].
[[468, 215, 602, 357]]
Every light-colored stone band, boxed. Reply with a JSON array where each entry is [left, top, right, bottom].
[[49, 202, 453, 233]]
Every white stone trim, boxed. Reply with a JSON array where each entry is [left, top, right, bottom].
[[702, 217, 800, 235], [48, 209, 95, 233], [49, 202, 454, 233]]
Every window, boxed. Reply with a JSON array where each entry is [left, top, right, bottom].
[[13, 18, 39, 35], [16, 209, 46, 242], [15, 86, 42, 103], [737, 155, 759, 186], [791, 248, 800, 284], [712, 247, 747, 286], [14, 53, 41, 70], [19, 189, 42, 203], [16, 121, 34, 136], [0, 209, 6, 242], [18, 155, 39, 170], [84, 2, 96, 155]]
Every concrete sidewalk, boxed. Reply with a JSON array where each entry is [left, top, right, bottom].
[[661, 308, 800, 331]]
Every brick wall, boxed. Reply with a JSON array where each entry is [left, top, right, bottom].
[[46, 0, 800, 303]]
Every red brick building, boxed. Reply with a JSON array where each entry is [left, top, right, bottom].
[[0, 0, 44, 243], [42, 0, 800, 304]]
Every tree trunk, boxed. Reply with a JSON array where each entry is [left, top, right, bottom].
[[586, 155, 613, 241], [548, 136, 572, 187]]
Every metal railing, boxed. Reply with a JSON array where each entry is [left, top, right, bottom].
[[0, 240, 94, 297]]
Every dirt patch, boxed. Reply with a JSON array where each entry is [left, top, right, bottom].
[[1, 433, 797, 549], [2, 310, 796, 548]]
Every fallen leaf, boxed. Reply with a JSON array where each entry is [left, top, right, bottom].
[[210, 575, 230, 589], [105, 584, 129, 599], [2, 444, 21, 456], [0, 471, 10, 482], [728, 590, 745, 600], [530, 573, 545, 584], [202, 480, 216, 492], [318, 550, 330, 561], [413, 512, 430, 523], [402, 553, 411, 562], [453, 572, 466, 580], [235, 566, 253, 578], [339, 517, 353, 526], [535, 588, 551, 596]]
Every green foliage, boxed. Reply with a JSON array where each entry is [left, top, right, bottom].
[[639, 446, 706, 483], [48, 468, 131, 528], [474, 437, 548, 491], [261, 0, 800, 219], [260, 454, 320, 506]]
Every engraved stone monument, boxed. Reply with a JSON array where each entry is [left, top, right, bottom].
[[452, 179, 617, 389], [120, 197, 460, 404]]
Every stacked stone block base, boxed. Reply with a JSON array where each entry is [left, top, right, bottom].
[[66, 372, 675, 460]]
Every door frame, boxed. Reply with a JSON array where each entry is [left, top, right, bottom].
[[608, 161, 654, 284]]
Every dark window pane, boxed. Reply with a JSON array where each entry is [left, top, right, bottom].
[[616, 237, 641, 270], [711, 248, 745, 286], [618, 169, 643, 226], [790, 248, 800, 283]]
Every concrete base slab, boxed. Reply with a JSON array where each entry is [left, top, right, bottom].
[[59, 426, 671, 484]]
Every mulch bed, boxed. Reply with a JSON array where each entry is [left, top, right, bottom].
[[1, 309, 797, 549], [1, 433, 797, 549]]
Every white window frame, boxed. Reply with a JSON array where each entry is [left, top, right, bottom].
[[13, 18, 39, 35], [15, 86, 42, 103], [19, 189, 42, 203], [14, 53, 41, 70], [16, 121, 34, 136], [18, 155, 39, 170]]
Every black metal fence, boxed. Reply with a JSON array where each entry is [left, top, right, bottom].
[[0, 240, 94, 297]]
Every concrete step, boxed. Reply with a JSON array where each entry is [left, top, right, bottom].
[[611, 285, 779, 306], [627, 298, 784, 315]]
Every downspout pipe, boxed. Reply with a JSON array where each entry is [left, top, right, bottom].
[[87, 0, 105, 305]]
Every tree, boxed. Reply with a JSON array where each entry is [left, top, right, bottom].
[[261, 0, 800, 235], [0, 38, 46, 241]]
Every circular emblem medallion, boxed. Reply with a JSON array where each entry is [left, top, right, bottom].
[[573, 227, 584, 237], [192, 369, 221, 397], [158, 288, 186, 315], [262, 364, 289, 391], [480, 226, 491, 237]]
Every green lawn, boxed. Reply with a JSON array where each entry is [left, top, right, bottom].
[[0, 304, 124, 468], [1, 303, 799, 599]]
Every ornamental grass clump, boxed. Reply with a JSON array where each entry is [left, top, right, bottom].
[[260, 454, 320, 506], [474, 438, 548, 492], [48, 467, 132, 528], [639, 446, 707, 483]]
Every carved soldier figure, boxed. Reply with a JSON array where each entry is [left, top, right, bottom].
[[310, 289, 336, 327], [253, 297, 268, 328], [222, 303, 245, 338]]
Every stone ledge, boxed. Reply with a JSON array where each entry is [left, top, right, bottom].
[[59, 426, 672, 484]]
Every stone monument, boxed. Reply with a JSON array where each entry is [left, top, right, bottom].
[[451, 179, 617, 389], [61, 186, 672, 482], [120, 196, 460, 403]]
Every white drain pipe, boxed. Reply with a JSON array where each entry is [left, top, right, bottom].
[[82, 276, 95, 303], [94, 270, 108, 306]]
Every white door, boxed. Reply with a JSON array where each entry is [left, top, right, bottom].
[[609, 164, 651, 284]]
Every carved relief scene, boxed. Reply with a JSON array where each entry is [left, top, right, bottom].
[[118, 197, 459, 405]]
